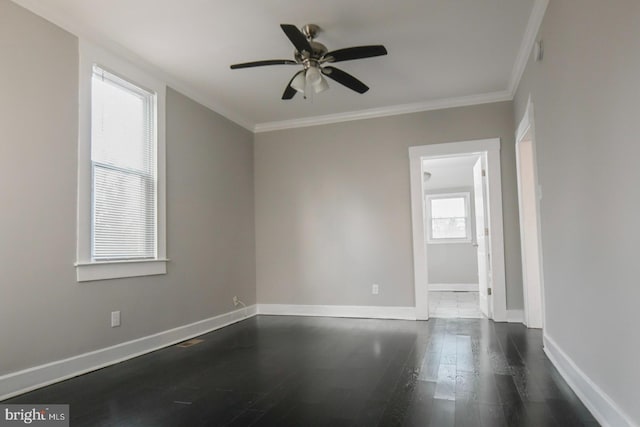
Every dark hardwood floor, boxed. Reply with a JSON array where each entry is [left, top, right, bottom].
[[4, 316, 599, 426]]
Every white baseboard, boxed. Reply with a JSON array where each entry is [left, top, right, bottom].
[[257, 304, 416, 320], [0, 305, 257, 401], [428, 283, 478, 292], [506, 309, 524, 323], [543, 333, 637, 427]]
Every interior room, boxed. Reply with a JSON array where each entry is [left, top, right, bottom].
[[422, 155, 484, 319], [1, 0, 638, 426]]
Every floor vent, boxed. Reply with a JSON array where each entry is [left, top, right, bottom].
[[176, 338, 204, 348]]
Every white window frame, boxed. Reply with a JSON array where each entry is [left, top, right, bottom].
[[425, 192, 472, 244], [76, 41, 168, 282]]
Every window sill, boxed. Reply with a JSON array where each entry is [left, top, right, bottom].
[[75, 258, 169, 282], [427, 239, 473, 245]]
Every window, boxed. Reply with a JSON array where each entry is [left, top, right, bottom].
[[92, 66, 156, 260], [76, 42, 167, 282], [426, 193, 471, 243]]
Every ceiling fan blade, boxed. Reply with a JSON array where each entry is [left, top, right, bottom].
[[280, 24, 313, 55], [282, 70, 304, 100], [230, 59, 297, 69], [321, 66, 369, 94], [322, 45, 387, 63]]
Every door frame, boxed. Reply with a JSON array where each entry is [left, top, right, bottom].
[[515, 97, 546, 328], [409, 138, 507, 321]]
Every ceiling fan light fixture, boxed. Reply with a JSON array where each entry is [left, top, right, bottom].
[[291, 71, 306, 93], [312, 75, 329, 93], [305, 66, 322, 86]]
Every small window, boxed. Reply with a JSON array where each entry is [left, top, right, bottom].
[[426, 193, 471, 243], [76, 42, 167, 282]]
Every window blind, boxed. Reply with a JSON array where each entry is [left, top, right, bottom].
[[91, 65, 157, 261]]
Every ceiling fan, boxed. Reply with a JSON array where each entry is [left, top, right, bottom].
[[230, 24, 387, 100]]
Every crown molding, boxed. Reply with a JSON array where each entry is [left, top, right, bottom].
[[253, 90, 512, 133], [12, 0, 546, 135], [10, 0, 255, 132], [253, 0, 547, 134], [508, 0, 549, 96]]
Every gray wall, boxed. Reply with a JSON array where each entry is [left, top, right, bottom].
[[513, 0, 640, 422], [0, 0, 255, 375], [426, 188, 479, 285], [427, 243, 478, 284], [255, 102, 523, 309]]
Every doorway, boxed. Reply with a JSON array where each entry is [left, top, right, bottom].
[[422, 154, 484, 319], [409, 139, 507, 321], [516, 99, 545, 329]]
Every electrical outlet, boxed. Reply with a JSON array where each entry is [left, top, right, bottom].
[[372, 284, 379, 295], [111, 311, 121, 328]]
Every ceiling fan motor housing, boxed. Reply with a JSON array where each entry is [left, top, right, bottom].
[[295, 25, 328, 61], [295, 41, 328, 62]]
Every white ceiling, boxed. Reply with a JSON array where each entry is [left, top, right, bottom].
[[423, 155, 480, 190], [13, 0, 543, 131]]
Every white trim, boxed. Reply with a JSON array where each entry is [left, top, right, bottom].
[[543, 334, 638, 427], [0, 305, 257, 401], [76, 40, 169, 282], [508, 0, 549, 96], [515, 97, 546, 329], [257, 304, 416, 320], [506, 309, 524, 323], [74, 258, 171, 267], [409, 139, 507, 322], [75, 259, 169, 282], [254, 91, 511, 133], [516, 95, 536, 142], [429, 283, 478, 292], [409, 139, 500, 158]]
